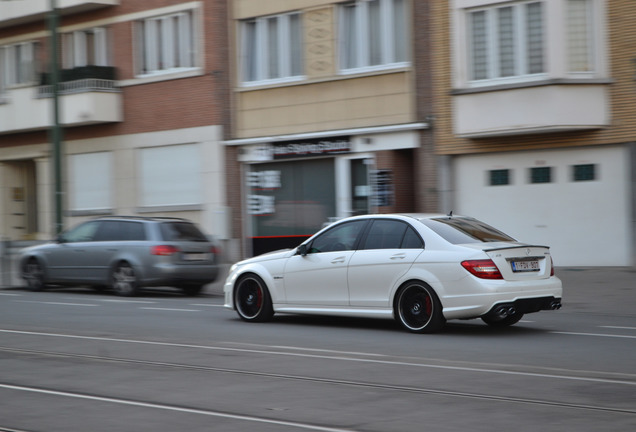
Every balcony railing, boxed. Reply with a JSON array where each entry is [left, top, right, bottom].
[[38, 78, 118, 97]]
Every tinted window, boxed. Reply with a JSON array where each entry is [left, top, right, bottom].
[[160, 222, 208, 242], [62, 221, 101, 242], [309, 220, 367, 253], [420, 217, 515, 244], [401, 226, 424, 249], [361, 220, 407, 250], [120, 221, 146, 241]]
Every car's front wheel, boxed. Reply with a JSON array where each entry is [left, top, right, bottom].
[[395, 281, 445, 333], [234, 274, 273, 322], [111, 262, 138, 296], [24, 258, 46, 291]]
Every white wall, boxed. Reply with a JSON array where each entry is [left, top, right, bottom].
[[453, 145, 631, 266]]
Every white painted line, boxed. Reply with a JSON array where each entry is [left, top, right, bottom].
[[0, 292, 20, 296], [1, 329, 634, 386], [600, 326, 636, 331], [140, 307, 200, 312], [551, 331, 636, 340], [15, 301, 98, 307], [0, 383, 355, 432]]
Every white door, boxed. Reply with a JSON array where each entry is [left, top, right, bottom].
[[283, 220, 368, 306]]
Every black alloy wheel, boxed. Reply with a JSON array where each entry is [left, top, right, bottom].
[[235, 274, 273, 322], [395, 281, 445, 333]]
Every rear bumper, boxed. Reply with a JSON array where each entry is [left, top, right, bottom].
[[486, 296, 562, 316], [141, 263, 219, 287]]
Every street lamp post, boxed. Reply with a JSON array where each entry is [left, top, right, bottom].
[[49, 0, 63, 235]]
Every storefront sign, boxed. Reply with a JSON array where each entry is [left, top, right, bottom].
[[252, 137, 350, 160]]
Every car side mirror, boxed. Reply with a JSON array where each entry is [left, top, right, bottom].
[[297, 244, 308, 257]]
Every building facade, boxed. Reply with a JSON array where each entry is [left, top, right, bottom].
[[225, 0, 436, 257], [433, 0, 636, 266], [0, 1, 230, 244]]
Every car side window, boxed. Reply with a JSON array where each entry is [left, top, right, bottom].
[[401, 226, 424, 249], [62, 221, 101, 242], [308, 220, 367, 253], [121, 221, 147, 241], [361, 220, 407, 250], [93, 221, 120, 241]]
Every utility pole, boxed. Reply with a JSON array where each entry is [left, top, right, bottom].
[[49, 0, 63, 235]]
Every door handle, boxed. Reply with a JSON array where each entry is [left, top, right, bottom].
[[390, 253, 406, 260], [331, 257, 346, 264]]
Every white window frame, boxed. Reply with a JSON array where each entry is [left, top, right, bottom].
[[138, 144, 202, 208], [62, 27, 110, 69], [69, 152, 113, 211], [338, 0, 409, 74], [240, 12, 304, 86], [466, 1, 545, 86], [136, 10, 198, 77], [454, 0, 605, 89], [0, 41, 37, 89]]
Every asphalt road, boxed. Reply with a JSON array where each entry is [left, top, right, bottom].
[[0, 267, 634, 432]]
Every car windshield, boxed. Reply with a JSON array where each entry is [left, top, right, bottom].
[[419, 217, 516, 244], [160, 222, 208, 242]]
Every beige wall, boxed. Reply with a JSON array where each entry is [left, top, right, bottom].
[[232, 2, 416, 139], [236, 72, 414, 138]]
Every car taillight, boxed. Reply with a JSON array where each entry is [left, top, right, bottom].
[[151, 245, 179, 256], [550, 256, 555, 276], [210, 245, 220, 255], [461, 259, 503, 280]]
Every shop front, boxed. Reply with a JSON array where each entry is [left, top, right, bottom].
[[229, 125, 425, 257]]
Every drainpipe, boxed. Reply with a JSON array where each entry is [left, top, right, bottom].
[[49, 0, 64, 235]]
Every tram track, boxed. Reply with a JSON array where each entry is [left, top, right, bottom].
[[1, 345, 634, 417]]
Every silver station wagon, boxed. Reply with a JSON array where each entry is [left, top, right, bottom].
[[19, 216, 219, 296]]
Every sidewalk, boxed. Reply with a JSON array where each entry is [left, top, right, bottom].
[[555, 267, 636, 316]]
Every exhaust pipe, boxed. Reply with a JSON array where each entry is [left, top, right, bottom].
[[493, 305, 516, 319], [550, 301, 562, 310]]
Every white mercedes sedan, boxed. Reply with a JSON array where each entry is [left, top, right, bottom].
[[224, 214, 562, 333]]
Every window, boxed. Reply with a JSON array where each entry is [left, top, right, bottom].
[[468, 1, 544, 82], [70, 152, 112, 211], [339, 0, 408, 72], [0, 41, 38, 89], [137, 10, 196, 75], [530, 166, 552, 183], [362, 220, 407, 249], [63, 28, 109, 68], [241, 12, 303, 84], [572, 164, 596, 181], [309, 220, 367, 253], [62, 221, 101, 243], [139, 144, 201, 207], [567, 0, 594, 72], [489, 169, 510, 186], [361, 220, 424, 250], [420, 218, 516, 244], [94, 221, 147, 241]]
